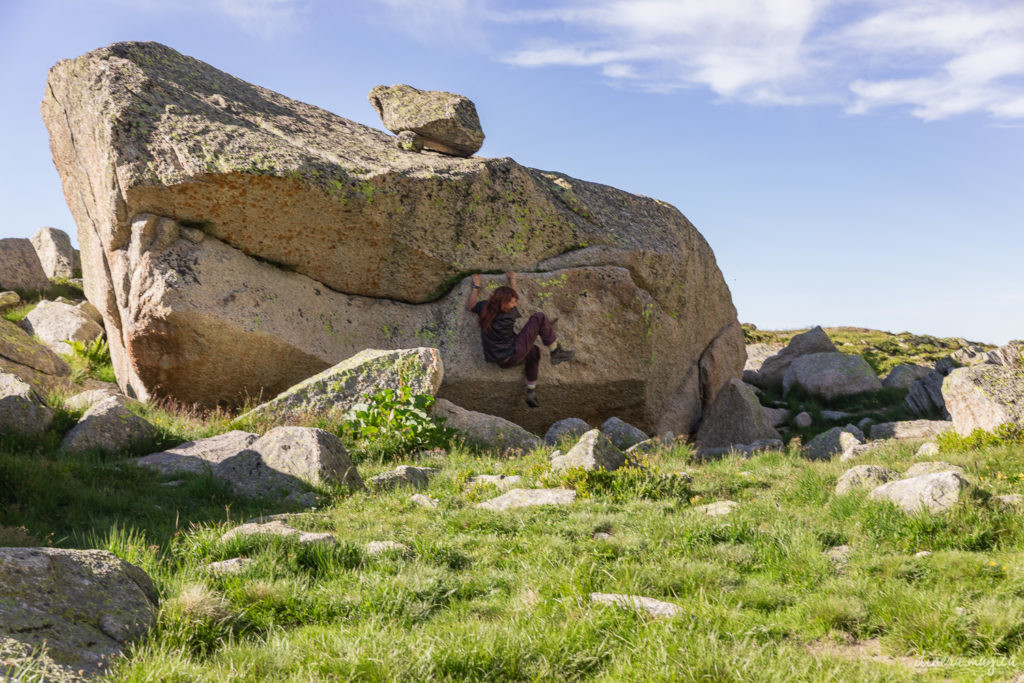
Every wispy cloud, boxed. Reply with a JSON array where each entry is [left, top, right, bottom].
[[215, 0, 306, 40], [369, 0, 1024, 121]]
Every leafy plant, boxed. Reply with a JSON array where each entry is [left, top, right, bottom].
[[343, 386, 454, 461], [937, 423, 1024, 452], [64, 337, 115, 383]]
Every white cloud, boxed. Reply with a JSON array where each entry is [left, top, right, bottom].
[[215, 0, 306, 40], [369, 0, 1024, 121]]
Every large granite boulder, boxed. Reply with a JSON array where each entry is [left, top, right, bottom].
[[751, 326, 837, 391], [433, 398, 541, 451], [31, 226, 80, 279], [237, 347, 443, 425], [368, 84, 485, 157], [868, 471, 969, 514], [0, 238, 49, 292], [0, 547, 157, 681], [0, 372, 54, 437], [695, 378, 780, 449], [942, 345, 1024, 435], [0, 317, 74, 394], [60, 396, 159, 454], [782, 352, 882, 400], [42, 42, 742, 436], [21, 300, 104, 355]]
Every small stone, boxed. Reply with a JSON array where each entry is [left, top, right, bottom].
[[551, 429, 624, 473], [916, 442, 940, 457], [31, 227, 80, 279], [410, 493, 439, 508], [0, 290, 21, 309], [821, 410, 854, 421], [220, 520, 335, 544], [61, 397, 158, 455], [205, 558, 253, 575], [590, 592, 682, 618], [368, 84, 485, 157], [903, 461, 964, 478], [469, 474, 522, 491], [804, 427, 861, 461], [433, 398, 541, 451], [0, 372, 54, 437], [857, 417, 875, 433], [794, 412, 812, 429], [914, 551, 932, 558], [870, 420, 955, 441], [826, 545, 853, 570], [835, 465, 898, 495], [369, 465, 438, 491], [364, 541, 410, 557], [843, 424, 865, 442], [993, 494, 1023, 511], [599, 416, 649, 450], [868, 471, 969, 514], [22, 300, 104, 355], [544, 417, 591, 445], [592, 531, 614, 541], [475, 488, 576, 511], [696, 500, 739, 517]]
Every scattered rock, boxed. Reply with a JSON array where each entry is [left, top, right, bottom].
[[135, 431, 259, 476], [844, 424, 865, 442], [599, 416, 649, 450], [475, 488, 576, 511], [369, 465, 437, 491], [839, 442, 879, 462], [696, 500, 739, 517], [696, 438, 783, 460], [902, 461, 964, 478], [590, 592, 682, 618], [857, 417, 875, 433], [31, 226, 80, 279], [994, 494, 1023, 511], [410, 493, 439, 508], [204, 558, 253, 575], [826, 544, 853, 570], [695, 378, 780, 449], [882, 363, 932, 390], [942, 359, 1024, 435], [61, 397, 158, 454], [433, 398, 541, 451], [869, 420, 954, 441], [905, 371, 948, 418], [915, 442, 940, 457], [868, 471, 969, 513], [544, 417, 591, 445], [835, 465, 898, 495], [21, 300, 104, 355], [0, 547, 157, 681], [794, 411, 812, 429], [0, 372, 54, 437], [368, 83, 485, 157], [804, 427, 862, 461], [625, 438, 659, 456], [0, 238, 49, 292], [284, 490, 321, 508], [821, 410, 854, 421], [469, 474, 522, 490], [592, 531, 614, 541], [65, 386, 131, 411], [237, 347, 443, 425], [752, 326, 837, 391], [550, 429, 625, 473], [220, 520, 335, 544], [0, 290, 20, 309], [783, 352, 883, 400], [914, 551, 932, 558], [364, 541, 410, 557], [762, 406, 791, 428]]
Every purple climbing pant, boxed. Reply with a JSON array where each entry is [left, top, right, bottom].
[[497, 312, 556, 383]]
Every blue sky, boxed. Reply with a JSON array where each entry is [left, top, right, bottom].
[[2, 0, 1021, 344]]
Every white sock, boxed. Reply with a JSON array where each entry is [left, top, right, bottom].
[[526, 384, 537, 390], [548, 341, 559, 351]]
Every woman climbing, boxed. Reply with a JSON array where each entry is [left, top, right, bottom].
[[466, 271, 574, 408]]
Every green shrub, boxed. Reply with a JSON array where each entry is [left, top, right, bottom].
[[64, 337, 116, 383], [937, 424, 1024, 452], [342, 386, 454, 462], [547, 465, 692, 503]]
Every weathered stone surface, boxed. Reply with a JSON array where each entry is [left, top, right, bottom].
[[550, 429, 625, 473], [783, 352, 882, 400], [752, 326, 837, 391], [31, 226, 80, 279], [869, 420, 954, 441], [65, 386, 130, 411], [469, 474, 522, 490], [699, 320, 746, 410], [364, 540, 410, 557], [434, 398, 541, 451], [826, 545, 853, 571], [76, 299, 103, 325], [762, 406, 790, 428], [369, 465, 436, 491], [695, 438, 783, 460], [744, 342, 785, 373], [868, 471, 969, 513], [821, 410, 853, 421], [204, 557, 253, 575], [135, 430, 259, 476], [237, 347, 443, 425], [0, 238, 49, 292], [220, 520, 335, 544], [994, 494, 1023, 511], [843, 423, 865, 442], [1, 316, 73, 394], [21, 300, 104, 355], [883, 363, 932, 390], [61, 397, 158, 454], [224, 427, 364, 496], [599, 416, 648, 450], [804, 427, 862, 461], [794, 411, 812, 429], [0, 547, 157, 681], [943, 362, 1024, 435], [905, 371, 948, 418], [695, 378, 780, 449], [410, 493, 439, 508], [0, 291, 20, 309], [368, 84, 484, 157], [0, 372, 54, 437], [915, 442, 940, 457], [835, 465, 898, 495], [475, 488, 576, 511], [544, 417, 591, 445], [902, 461, 964, 478], [696, 500, 738, 517], [42, 42, 742, 437], [590, 592, 682, 618]]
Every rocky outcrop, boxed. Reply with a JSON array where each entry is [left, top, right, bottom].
[[0, 317, 74, 394], [21, 300, 104, 355], [695, 378, 780, 449], [942, 355, 1024, 435], [0, 238, 49, 292], [751, 326, 837, 392], [368, 84, 484, 157], [42, 41, 742, 436], [0, 547, 157, 681], [782, 352, 882, 400], [31, 226, 80, 279]]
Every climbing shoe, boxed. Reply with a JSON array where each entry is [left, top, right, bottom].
[[550, 347, 575, 365], [525, 388, 540, 408]]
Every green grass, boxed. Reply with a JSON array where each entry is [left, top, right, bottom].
[[4, 387, 1024, 681]]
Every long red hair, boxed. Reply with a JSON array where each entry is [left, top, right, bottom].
[[478, 286, 517, 331]]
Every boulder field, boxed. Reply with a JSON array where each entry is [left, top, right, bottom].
[[42, 41, 742, 435]]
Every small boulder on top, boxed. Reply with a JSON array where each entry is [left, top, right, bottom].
[[31, 226, 80, 279], [368, 84, 484, 157], [0, 238, 49, 292]]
